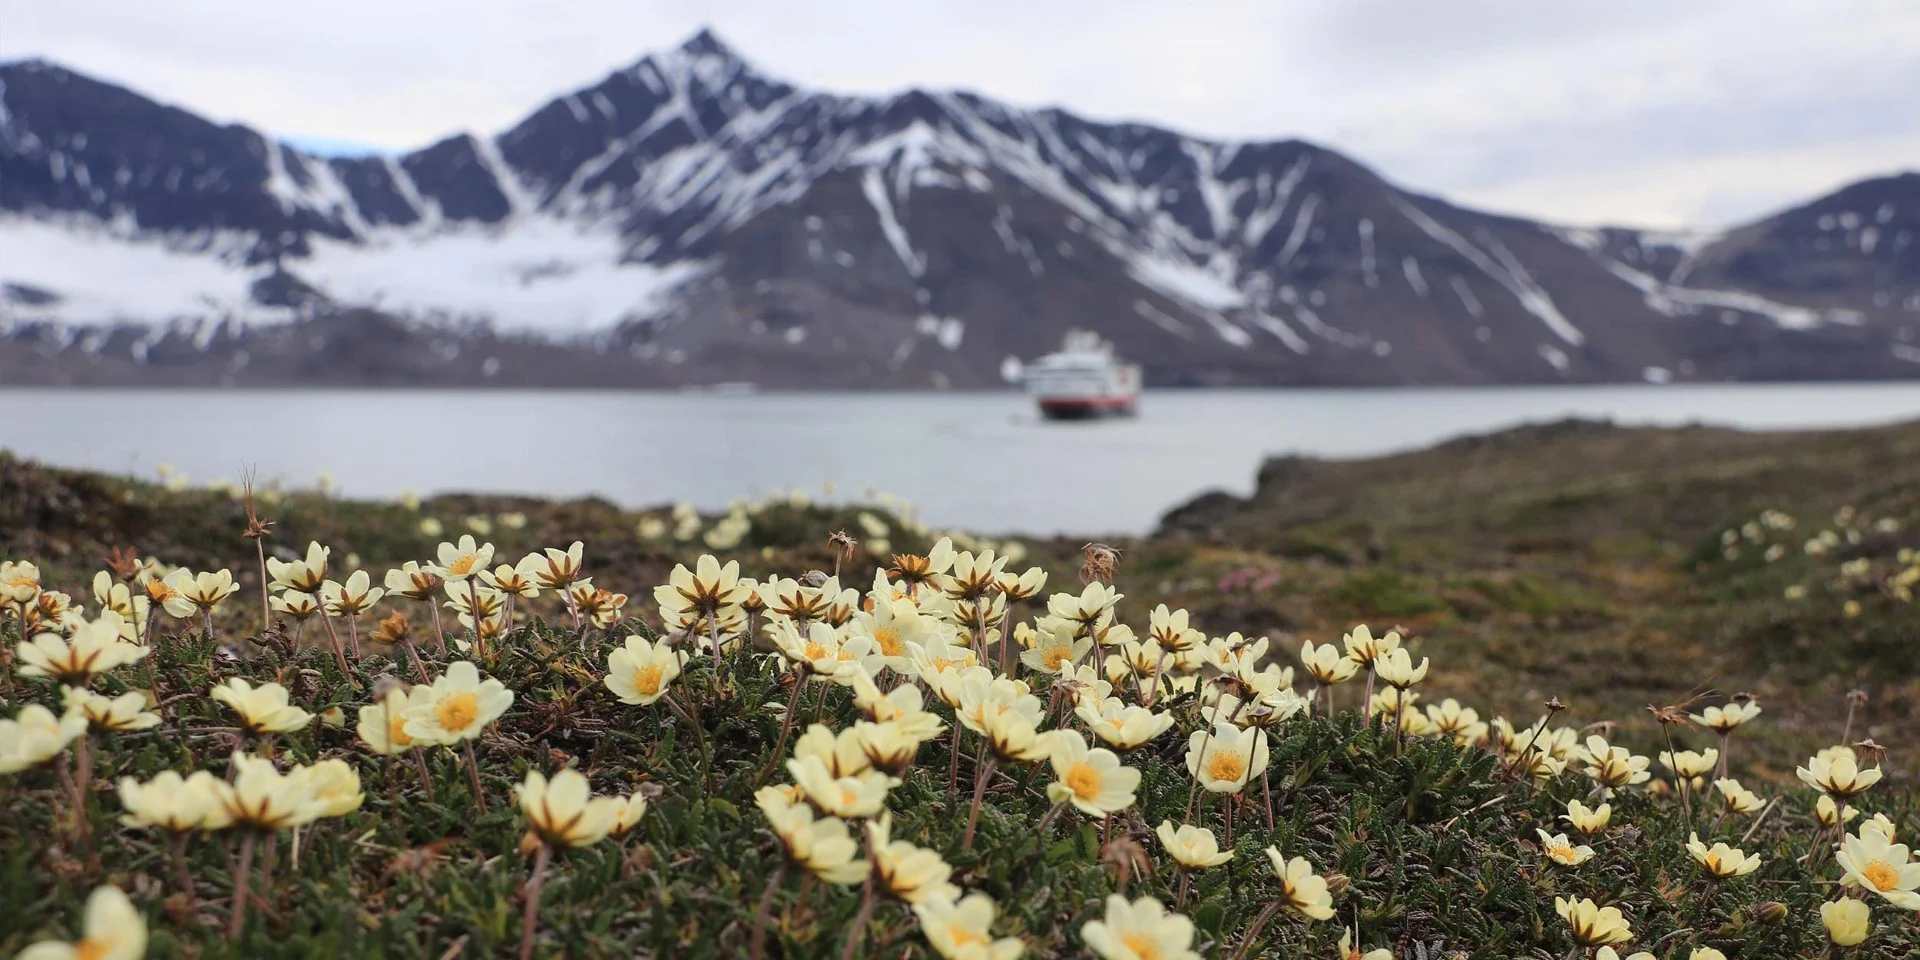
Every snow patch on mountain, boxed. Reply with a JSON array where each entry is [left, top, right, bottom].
[[298, 217, 709, 335], [0, 215, 286, 325]]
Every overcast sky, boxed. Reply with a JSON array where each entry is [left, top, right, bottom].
[[8, 0, 1919, 229]]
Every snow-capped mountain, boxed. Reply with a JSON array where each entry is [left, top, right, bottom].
[[3, 29, 1919, 387]]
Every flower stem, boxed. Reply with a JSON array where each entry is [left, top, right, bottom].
[[838, 874, 878, 960], [170, 832, 196, 905], [748, 861, 787, 960], [962, 755, 996, 851], [518, 842, 552, 960], [228, 831, 257, 940], [1228, 900, 1285, 960], [757, 672, 807, 785], [413, 749, 435, 802], [428, 601, 448, 656], [462, 741, 489, 815]]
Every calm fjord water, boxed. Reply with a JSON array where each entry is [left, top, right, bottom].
[[6, 385, 1920, 535]]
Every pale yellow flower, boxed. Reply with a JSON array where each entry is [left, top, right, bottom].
[[1799, 751, 1883, 800], [1537, 828, 1594, 866], [16, 885, 146, 960], [912, 893, 1026, 960], [1147, 604, 1204, 653], [1341, 624, 1400, 664], [266, 541, 330, 594], [604, 634, 685, 706], [1660, 749, 1719, 780], [756, 786, 868, 885], [1690, 701, 1761, 732], [118, 769, 232, 832], [1045, 733, 1139, 816], [357, 687, 432, 756], [1184, 722, 1268, 794], [1562, 799, 1611, 835], [1685, 832, 1761, 878], [433, 535, 495, 583], [402, 661, 514, 746], [868, 814, 960, 903], [211, 752, 325, 830], [383, 561, 445, 602], [299, 758, 364, 818], [1580, 736, 1651, 791], [319, 570, 384, 618], [270, 592, 320, 621], [1155, 821, 1232, 869], [179, 569, 240, 612], [0, 704, 87, 773], [1022, 620, 1093, 676], [787, 753, 889, 819], [1713, 779, 1765, 815], [1080, 894, 1199, 960], [1820, 898, 1871, 946], [853, 720, 932, 777], [1336, 927, 1393, 960], [1817, 794, 1862, 828], [210, 678, 313, 735], [1264, 848, 1335, 920], [1373, 647, 1428, 688], [1837, 828, 1920, 909], [654, 554, 750, 630], [1555, 896, 1632, 946], [64, 688, 160, 732], [17, 614, 147, 685], [518, 768, 621, 848], [1076, 697, 1175, 751], [608, 793, 649, 838], [1046, 581, 1121, 628]]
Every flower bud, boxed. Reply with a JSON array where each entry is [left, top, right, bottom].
[[1751, 901, 1789, 924], [1323, 872, 1350, 897]]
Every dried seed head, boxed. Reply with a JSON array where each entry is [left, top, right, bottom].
[[104, 546, 141, 582], [1544, 696, 1565, 713], [1080, 542, 1122, 584], [1847, 689, 1870, 708], [1853, 738, 1888, 767], [828, 530, 859, 561]]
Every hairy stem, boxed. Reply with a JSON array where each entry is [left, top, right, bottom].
[[518, 842, 552, 960]]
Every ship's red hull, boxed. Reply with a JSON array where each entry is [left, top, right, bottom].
[[1038, 394, 1139, 419]]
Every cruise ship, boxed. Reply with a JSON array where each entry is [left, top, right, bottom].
[[1023, 331, 1142, 420]]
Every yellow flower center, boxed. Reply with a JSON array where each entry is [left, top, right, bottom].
[[1206, 750, 1247, 784], [449, 555, 477, 576], [632, 664, 664, 696], [434, 692, 480, 732], [874, 625, 904, 656], [948, 923, 986, 947], [838, 786, 859, 809], [1702, 853, 1722, 873], [1865, 859, 1901, 891], [1121, 932, 1164, 960], [74, 938, 112, 960], [1547, 842, 1580, 864], [1065, 762, 1104, 800], [1043, 648, 1072, 671], [804, 641, 829, 661], [387, 712, 413, 748]]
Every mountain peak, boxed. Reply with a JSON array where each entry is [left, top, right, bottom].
[[676, 27, 739, 62]]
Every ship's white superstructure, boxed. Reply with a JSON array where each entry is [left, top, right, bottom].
[[1023, 330, 1141, 419]]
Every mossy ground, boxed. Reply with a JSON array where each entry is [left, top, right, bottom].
[[0, 417, 1917, 957]]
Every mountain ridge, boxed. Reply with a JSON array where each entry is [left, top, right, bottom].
[[4, 30, 1920, 387]]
